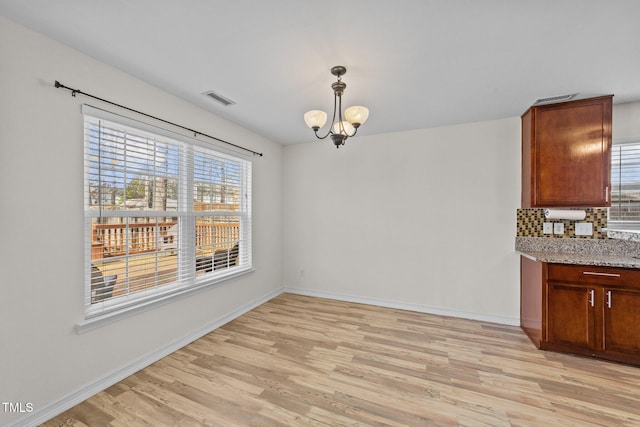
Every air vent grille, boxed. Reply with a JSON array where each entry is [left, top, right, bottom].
[[532, 93, 578, 106], [202, 90, 236, 107]]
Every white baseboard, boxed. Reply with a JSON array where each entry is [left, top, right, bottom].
[[283, 287, 521, 327], [6, 287, 283, 427]]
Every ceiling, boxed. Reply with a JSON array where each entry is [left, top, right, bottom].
[[1, 0, 639, 145]]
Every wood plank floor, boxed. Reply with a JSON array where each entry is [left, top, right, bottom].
[[43, 293, 640, 426]]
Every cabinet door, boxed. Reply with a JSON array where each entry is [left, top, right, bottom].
[[546, 282, 596, 349], [523, 95, 612, 208], [603, 287, 640, 356]]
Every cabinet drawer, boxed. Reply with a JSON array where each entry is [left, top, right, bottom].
[[547, 264, 640, 288]]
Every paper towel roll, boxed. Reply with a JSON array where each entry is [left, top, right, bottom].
[[544, 209, 587, 221]]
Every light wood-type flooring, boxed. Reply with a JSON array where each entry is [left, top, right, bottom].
[[43, 293, 640, 426]]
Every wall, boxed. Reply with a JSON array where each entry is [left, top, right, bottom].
[[283, 118, 522, 325], [0, 17, 282, 426], [613, 101, 640, 140]]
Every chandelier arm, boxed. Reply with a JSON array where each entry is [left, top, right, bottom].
[[313, 128, 331, 140], [329, 91, 339, 134], [337, 94, 345, 136], [336, 94, 358, 139], [311, 91, 340, 140], [310, 92, 339, 140]]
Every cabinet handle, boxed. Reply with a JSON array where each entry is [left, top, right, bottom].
[[583, 271, 621, 277], [589, 289, 595, 307], [606, 186, 609, 203], [606, 290, 612, 309]]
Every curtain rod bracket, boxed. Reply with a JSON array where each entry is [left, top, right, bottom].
[[54, 80, 263, 157]]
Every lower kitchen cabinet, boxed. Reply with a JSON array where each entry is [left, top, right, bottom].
[[603, 287, 640, 356], [521, 257, 640, 365], [546, 282, 595, 350]]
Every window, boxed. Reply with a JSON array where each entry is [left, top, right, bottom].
[[609, 139, 640, 230], [84, 106, 251, 319]]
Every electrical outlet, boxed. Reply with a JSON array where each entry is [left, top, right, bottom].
[[553, 222, 564, 235], [575, 222, 593, 236], [543, 222, 553, 234]]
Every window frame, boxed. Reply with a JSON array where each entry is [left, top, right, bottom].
[[79, 105, 252, 331], [608, 137, 640, 231]]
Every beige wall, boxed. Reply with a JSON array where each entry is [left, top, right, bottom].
[[283, 118, 522, 324], [281, 101, 640, 325], [613, 101, 640, 140], [0, 16, 283, 426]]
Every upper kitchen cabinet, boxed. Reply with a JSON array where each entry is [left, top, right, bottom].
[[521, 95, 613, 208]]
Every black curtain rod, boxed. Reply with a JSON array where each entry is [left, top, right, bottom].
[[54, 80, 263, 157]]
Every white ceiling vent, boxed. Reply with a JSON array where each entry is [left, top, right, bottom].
[[532, 93, 578, 106], [202, 90, 236, 107]]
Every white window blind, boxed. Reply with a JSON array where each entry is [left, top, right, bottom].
[[83, 106, 252, 319], [610, 139, 640, 229]]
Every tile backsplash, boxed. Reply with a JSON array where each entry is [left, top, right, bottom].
[[516, 208, 608, 239]]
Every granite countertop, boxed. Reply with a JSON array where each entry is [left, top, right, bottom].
[[516, 236, 640, 269], [518, 250, 640, 269]]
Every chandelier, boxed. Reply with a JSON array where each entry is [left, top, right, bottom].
[[303, 66, 369, 148]]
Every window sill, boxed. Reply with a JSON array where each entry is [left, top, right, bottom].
[[607, 229, 640, 242], [76, 267, 254, 334]]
